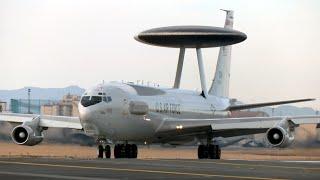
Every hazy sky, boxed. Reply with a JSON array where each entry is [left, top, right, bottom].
[[0, 0, 319, 109]]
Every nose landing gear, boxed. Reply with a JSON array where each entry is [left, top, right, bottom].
[[105, 145, 111, 158], [97, 144, 111, 159], [97, 145, 103, 158]]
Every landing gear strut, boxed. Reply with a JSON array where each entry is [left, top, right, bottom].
[[114, 144, 138, 158], [198, 144, 221, 159]]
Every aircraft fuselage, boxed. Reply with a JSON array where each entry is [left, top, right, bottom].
[[78, 82, 231, 144]]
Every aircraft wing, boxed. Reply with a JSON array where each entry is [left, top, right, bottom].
[[0, 113, 82, 129], [227, 98, 315, 111], [155, 115, 320, 140]]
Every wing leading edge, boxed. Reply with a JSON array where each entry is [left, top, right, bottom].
[[155, 115, 320, 139], [0, 113, 82, 129], [227, 98, 315, 111]]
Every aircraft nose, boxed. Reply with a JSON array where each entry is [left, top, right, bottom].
[[79, 108, 92, 123], [78, 109, 101, 136]]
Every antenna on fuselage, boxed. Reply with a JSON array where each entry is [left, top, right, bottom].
[[134, 10, 246, 98]]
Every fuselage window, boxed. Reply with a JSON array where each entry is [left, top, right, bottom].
[[107, 96, 112, 102], [81, 96, 102, 107]]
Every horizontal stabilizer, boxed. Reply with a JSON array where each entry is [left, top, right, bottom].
[[227, 98, 315, 111]]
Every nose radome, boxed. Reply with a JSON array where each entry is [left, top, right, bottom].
[[79, 107, 92, 123]]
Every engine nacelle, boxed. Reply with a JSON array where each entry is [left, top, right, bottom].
[[11, 125, 43, 146], [11, 116, 44, 146], [266, 118, 295, 148]]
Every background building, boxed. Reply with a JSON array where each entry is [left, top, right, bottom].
[[41, 94, 80, 117], [10, 99, 57, 114], [0, 101, 7, 112]]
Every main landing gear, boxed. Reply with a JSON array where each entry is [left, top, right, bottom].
[[198, 135, 221, 159], [198, 144, 221, 159], [114, 144, 138, 158]]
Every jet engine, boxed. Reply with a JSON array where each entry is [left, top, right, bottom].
[[11, 116, 44, 146], [266, 118, 296, 148]]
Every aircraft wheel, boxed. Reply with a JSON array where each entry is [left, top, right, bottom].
[[114, 144, 121, 158], [210, 145, 221, 159], [208, 144, 216, 159], [97, 145, 104, 158], [132, 144, 138, 158], [120, 144, 126, 158], [198, 145, 207, 159], [215, 145, 221, 159], [125, 144, 132, 158], [104, 145, 111, 159]]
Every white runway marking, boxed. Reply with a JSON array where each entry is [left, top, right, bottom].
[[0, 171, 116, 180], [281, 161, 320, 163], [229, 159, 320, 164]]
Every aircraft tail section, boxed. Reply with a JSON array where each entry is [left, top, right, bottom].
[[208, 10, 234, 97]]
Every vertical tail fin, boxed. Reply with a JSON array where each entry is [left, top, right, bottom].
[[208, 10, 234, 97]]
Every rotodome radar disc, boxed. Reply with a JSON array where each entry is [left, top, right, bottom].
[[135, 26, 247, 48]]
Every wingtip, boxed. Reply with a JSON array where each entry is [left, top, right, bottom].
[[220, 9, 233, 13], [304, 98, 316, 101]]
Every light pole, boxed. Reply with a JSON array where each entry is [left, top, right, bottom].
[[28, 88, 31, 114]]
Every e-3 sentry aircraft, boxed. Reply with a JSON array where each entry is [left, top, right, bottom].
[[1, 10, 319, 159]]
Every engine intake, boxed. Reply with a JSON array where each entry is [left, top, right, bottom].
[[12, 126, 28, 144], [11, 116, 44, 146], [11, 125, 43, 146], [266, 118, 295, 148]]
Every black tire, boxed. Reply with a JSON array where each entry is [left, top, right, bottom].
[[198, 145, 206, 159], [97, 145, 104, 158], [119, 144, 125, 158], [105, 145, 111, 158], [208, 144, 216, 159], [216, 145, 221, 159], [114, 144, 120, 158], [132, 144, 138, 158], [125, 144, 132, 158]]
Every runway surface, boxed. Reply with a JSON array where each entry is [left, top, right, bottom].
[[0, 158, 319, 180]]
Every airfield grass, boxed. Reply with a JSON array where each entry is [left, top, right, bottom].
[[0, 141, 320, 160]]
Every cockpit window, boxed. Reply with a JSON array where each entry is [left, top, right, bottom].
[[81, 96, 102, 107]]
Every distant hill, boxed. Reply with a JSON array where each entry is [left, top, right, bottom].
[[0, 86, 318, 116], [0, 86, 85, 103], [259, 105, 318, 116]]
